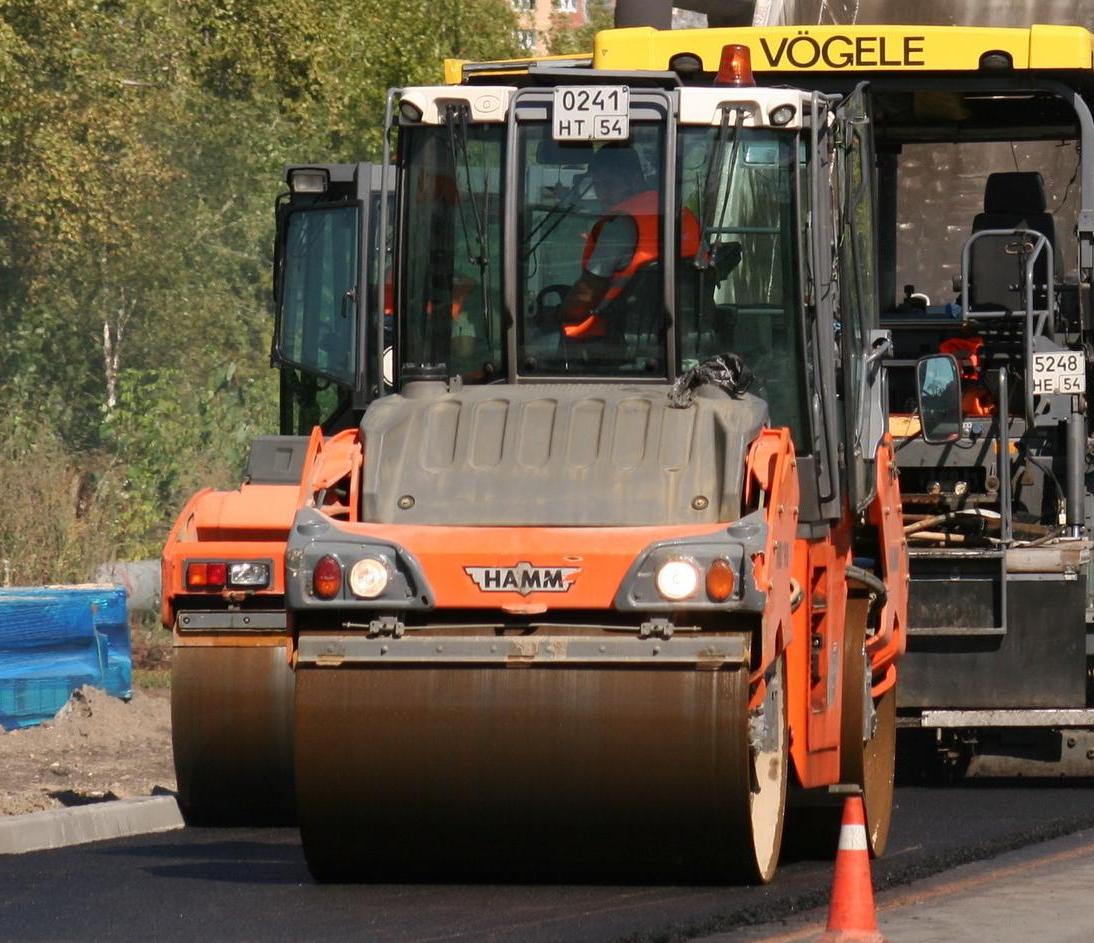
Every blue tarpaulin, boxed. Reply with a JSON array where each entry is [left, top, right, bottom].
[[0, 585, 131, 730]]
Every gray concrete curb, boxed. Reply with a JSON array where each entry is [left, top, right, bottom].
[[0, 796, 184, 855]]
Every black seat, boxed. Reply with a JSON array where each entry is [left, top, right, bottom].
[[969, 171, 1055, 312]]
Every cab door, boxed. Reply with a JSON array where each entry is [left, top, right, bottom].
[[835, 85, 888, 511], [274, 198, 361, 391]]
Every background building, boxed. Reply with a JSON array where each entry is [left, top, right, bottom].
[[512, 0, 595, 53]]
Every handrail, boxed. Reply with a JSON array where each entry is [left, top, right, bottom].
[[959, 227, 1053, 425], [995, 366, 1012, 544]]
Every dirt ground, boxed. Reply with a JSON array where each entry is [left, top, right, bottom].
[[0, 617, 176, 816], [0, 685, 176, 816]]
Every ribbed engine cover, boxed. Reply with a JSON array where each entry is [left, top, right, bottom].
[[359, 383, 767, 526]]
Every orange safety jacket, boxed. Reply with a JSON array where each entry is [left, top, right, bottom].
[[961, 384, 996, 417], [564, 190, 700, 339], [940, 334, 994, 416], [939, 335, 985, 382]]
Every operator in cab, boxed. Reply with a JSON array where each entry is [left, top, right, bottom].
[[557, 145, 699, 341]]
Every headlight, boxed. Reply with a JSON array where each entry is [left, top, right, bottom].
[[289, 168, 328, 194], [348, 557, 389, 599], [228, 561, 271, 588], [768, 103, 797, 126], [655, 559, 700, 601]]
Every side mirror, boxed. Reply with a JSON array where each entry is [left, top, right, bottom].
[[915, 353, 963, 444]]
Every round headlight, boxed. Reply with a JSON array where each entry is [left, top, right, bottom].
[[349, 557, 389, 599], [655, 559, 700, 601], [768, 103, 797, 127]]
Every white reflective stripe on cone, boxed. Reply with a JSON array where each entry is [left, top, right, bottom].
[[838, 824, 869, 852]]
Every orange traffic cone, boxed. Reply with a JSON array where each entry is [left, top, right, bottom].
[[817, 796, 887, 943]]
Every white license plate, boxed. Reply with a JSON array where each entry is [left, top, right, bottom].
[[1032, 350, 1086, 395], [552, 86, 629, 142]]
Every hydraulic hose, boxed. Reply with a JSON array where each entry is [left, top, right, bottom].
[[844, 564, 888, 616]]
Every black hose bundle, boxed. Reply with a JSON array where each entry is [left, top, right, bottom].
[[668, 353, 753, 408]]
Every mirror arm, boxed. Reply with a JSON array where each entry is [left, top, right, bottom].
[[865, 333, 892, 374]]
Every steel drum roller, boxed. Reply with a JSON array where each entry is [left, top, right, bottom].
[[172, 645, 295, 824], [294, 635, 786, 882]]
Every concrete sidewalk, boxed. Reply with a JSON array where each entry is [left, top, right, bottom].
[[704, 827, 1094, 942]]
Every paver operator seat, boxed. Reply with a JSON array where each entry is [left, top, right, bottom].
[[969, 171, 1056, 313]]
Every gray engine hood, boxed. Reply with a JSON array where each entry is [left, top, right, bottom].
[[359, 383, 768, 527]]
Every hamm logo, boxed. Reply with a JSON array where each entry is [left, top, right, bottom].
[[464, 562, 580, 596]]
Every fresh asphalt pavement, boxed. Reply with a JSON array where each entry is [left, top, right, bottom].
[[2, 784, 1093, 942]]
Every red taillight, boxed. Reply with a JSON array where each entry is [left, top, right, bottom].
[[715, 44, 754, 87], [312, 555, 343, 599], [705, 558, 736, 602], [186, 561, 226, 590]]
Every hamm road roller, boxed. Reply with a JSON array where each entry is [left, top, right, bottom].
[[278, 38, 916, 882], [162, 164, 389, 824]]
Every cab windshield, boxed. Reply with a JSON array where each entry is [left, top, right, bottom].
[[400, 121, 505, 381], [395, 110, 807, 443], [517, 122, 667, 377]]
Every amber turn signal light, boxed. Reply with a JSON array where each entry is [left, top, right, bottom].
[[705, 558, 736, 602], [186, 561, 226, 590], [312, 554, 343, 599]]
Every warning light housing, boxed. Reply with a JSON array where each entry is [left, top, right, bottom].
[[715, 44, 755, 87]]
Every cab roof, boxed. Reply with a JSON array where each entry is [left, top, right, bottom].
[[443, 54, 591, 85]]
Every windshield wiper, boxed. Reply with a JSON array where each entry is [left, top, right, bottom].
[[445, 103, 494, 345], [523, 172, 595, 260], [690, 105, 746, 354], [695, 105, 746, 272]]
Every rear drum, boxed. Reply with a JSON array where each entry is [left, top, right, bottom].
[[172, 644, 295, 825]]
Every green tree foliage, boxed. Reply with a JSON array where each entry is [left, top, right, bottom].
[[0, 418, 117, 585], [547, 0, 612, 55], [0, 1, 182, 443], [102, 364, 276, 557], [0, 0, 519, 570]]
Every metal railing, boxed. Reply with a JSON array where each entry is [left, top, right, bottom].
[[959, 227, 1054, 425]]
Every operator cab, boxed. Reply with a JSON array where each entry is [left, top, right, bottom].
[[388, 69, 880, 524], [275, 47, 892, 523], [395, 80, 811, 426], [863, 82, 1090, 545]]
